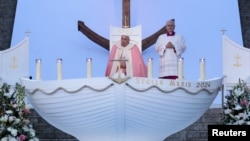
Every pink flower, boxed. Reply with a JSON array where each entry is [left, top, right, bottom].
[[240, 99, 248, 107], [238, 112, 244, 118], [224, 109, 232, 114], [23, 108, 30, 114], [19, 134, 26, 141], [8, 116, 16, 122]]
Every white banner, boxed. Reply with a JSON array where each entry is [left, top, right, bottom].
[[223, 35, 250, 87], [0, 37, 29, 85]]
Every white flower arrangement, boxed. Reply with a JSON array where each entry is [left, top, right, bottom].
[[222, 79, 250, 125], [0, 83, 39, 141]]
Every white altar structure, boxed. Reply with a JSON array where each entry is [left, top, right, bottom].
[[19, 27, 223, 141], [2, 32, 247, 141], [0, 37, 29, 85], [222, 35, 250, 91]]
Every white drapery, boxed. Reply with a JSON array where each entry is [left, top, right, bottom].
[[223, 35, 250, 87], [0, 37, 29, 85]]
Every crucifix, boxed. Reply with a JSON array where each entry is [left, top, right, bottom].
[[77, 0, 166, 51]]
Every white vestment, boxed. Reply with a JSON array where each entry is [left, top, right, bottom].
[[109, 42, 134, 77], [155, 34, 186, 77]]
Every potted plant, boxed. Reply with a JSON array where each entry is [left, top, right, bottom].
[[222, 79, 250, 125], [0, 83, 39, 141]]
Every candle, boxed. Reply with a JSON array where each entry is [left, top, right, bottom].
[[200, 58, 206, 80], [57, 58, 63, 80], [178, 58, 184, 80], [86, 58, 92, 78], [147, 58, 153, 78], [35, 59, 41, 80]]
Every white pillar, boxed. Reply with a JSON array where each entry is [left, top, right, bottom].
[[147, 58, 153, 78], [57, 58, 63, 80], [178, 58, 184, 80], [199, 58, 206, 81], [86, 58, 92, 78], [35, 59, 41, 80]]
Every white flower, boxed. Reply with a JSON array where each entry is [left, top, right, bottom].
[[3, 88, 15, 98], [246, 121, 250, 125], [11, 129, 18, 137], [238, 112, 244, 118], [28, 129, 36, 137], [13, 118, 21, 124], [5, 110, 13, 114], [1, 136, 17, 141], [0, 115, 8, 122], [9, 137, 18, 141], [224, 109, 232, 114], [238, 119, 245, 125], [22, 125, 29, 132], [8, 116, 16, 122], [12, 104, 18, 108], [234, 104, 242, 110], [241, 112, 249, 120], [7, 127, 18, 136], [233, 87, 244, 97], [1, 137, 8, 141]]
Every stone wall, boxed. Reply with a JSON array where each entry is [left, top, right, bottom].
[[238, 0, 250, 48], [29, 108, 222, 141], [0, 0, 17, 51], [164, 108, 222, 141]]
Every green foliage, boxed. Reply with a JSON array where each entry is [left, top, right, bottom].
[[222, 79, 250, 125], [0, 83, 39, 141]]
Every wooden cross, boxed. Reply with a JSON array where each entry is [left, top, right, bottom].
[[78, 0, 166, 51], [122, 0, 130, 28]]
